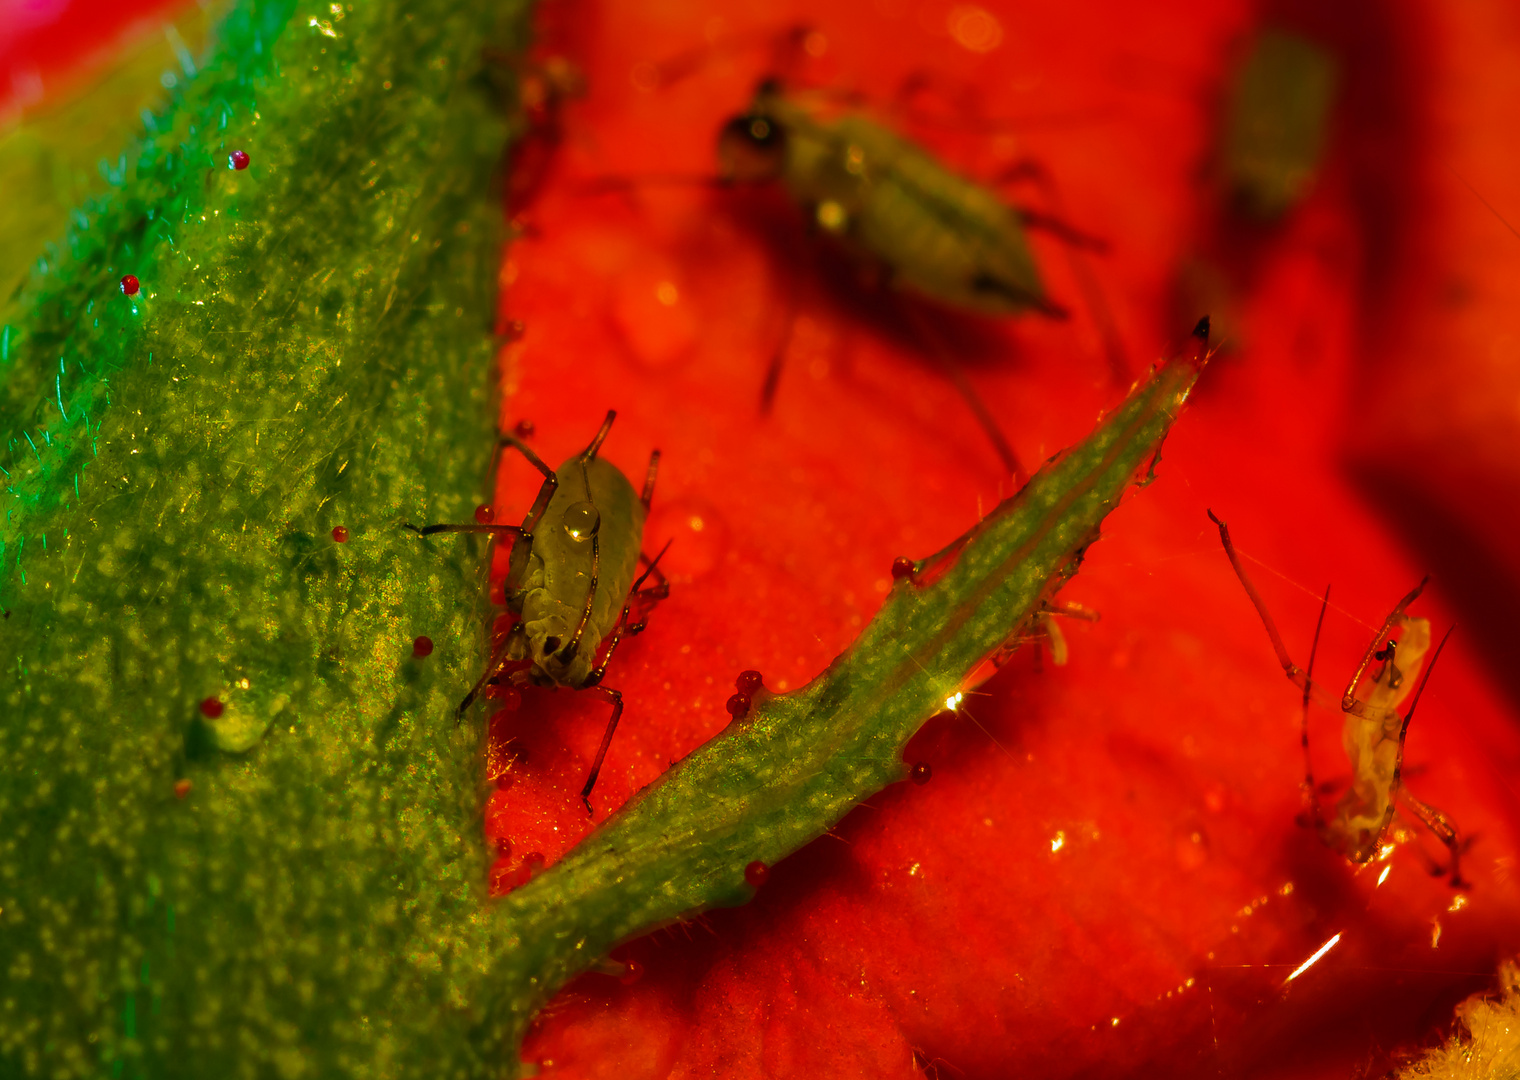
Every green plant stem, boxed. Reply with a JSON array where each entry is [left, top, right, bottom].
[[487, 349, 1204, 1060]]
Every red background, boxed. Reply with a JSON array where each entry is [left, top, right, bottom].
[[8, 0, 1520, 1075]]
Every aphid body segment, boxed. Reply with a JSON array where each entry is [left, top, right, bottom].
[[719, 80, 1054, 317], [408, 411, 668, 811], [1209, 511, 1464, 884]]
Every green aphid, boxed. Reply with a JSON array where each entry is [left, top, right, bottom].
[[717, 78, 1064, 319], [1222, 29, 1338, 221], [408, 411, 669, 812]]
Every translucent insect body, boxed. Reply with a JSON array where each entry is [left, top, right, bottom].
[[1208, 511, 1464, 885], [408, 411, 669, 811]]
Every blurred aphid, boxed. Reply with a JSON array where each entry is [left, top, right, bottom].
[[1222, 29, 1338, 222]]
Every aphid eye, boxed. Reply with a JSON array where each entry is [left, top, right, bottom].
[[717, 114, 788, 183], [542, 635, 562, 655], [563, 501, 600, 541]]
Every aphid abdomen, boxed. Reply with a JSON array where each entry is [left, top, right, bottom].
[[815, 116, 1046, 315], [521, 456, 645, 688], [1332, 617, 1432, 857]]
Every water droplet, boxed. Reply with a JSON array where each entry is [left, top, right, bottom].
[[910, 761, 932, 785], [891, 556, 917, 580], [736, 670, 763, 695], [199, 697, 224, 719], [120, 275, 140, 296], [512, 418, 535, 439], [744, 860, 769, 888], [475, 504, 495, 525], [562, 501, 600, 541], [412, 636, 433, 658], [228, 149, 250, 170], [173, 779, 192, 799], [726, 693, 750, 718], [331, 526, 349, 543]]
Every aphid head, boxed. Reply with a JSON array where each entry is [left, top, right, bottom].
[[717, 111, 788, 183], [526, 622, 587, 686]]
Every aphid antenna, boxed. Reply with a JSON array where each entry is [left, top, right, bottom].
[[1208, 509, 1307, 691], [1299, 584, 1330, 830], [1341, 576, 1430, 717], [900, 303, 1027, 484], [580, 409, 616, 462], [1448, 167, 1520, 242]]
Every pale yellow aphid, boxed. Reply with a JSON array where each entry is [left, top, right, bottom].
[[1208, 511, 1465, 886]]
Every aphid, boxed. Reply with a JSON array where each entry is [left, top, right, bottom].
[[602, 40, 1122, 478], [407, 410, 669, 812], [718, 78, 1121, 477], [1221, 29, 1337, 223], [1208, 510, 1465, 885]]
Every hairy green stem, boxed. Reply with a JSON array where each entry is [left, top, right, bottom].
[[488, 350, 1204, 1058]]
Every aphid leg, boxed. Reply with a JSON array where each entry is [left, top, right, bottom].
[[456, 623, 531, 720], [580, 409, 616, 462], [404, 426, 559, 537], [560, 530, 601, 664], [1207, 509, 1308, 694], [1341, 577, 1430, 717], [640, 449, 661, 512], [627, 548, 673, 633], [496, 429, 560, 534], [580, 686, 625, 814], [902, 304, 1027, 483], [1386, 624, 1464, 885], [994, 157, 1129, 383], [590, 542, 674, 673], [1299, 586, 1331, 829], [405, 521, 524, 539], [1396, 788, 1467, 888], [759, 273, 801, 414]]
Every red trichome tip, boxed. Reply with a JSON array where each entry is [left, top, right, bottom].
[[331, 526, 349, 543], [910, 761, 933, 785], [474, 504, 496, 525], [119, 275, 140, 296], [513, 419, 535, 439], [199, 697, 224, 719], [890, 555, 917, 580], [619, 958, 644, 986], [736, 669, 764, 694], [228, 149, 250, 170], [412, 635, 434, 658], [173, 779, 193, 799], [744, 860, 769, 888], [725, 693, 751, 718]]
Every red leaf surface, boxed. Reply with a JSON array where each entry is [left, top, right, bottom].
[[13, 0, 1520, 1076]]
